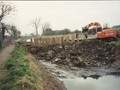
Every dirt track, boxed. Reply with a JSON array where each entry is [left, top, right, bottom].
[[0, 44, 15, 88], [0, 44, 14, 66]]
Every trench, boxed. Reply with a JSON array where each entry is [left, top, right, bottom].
[[39, 60, 120, 90], [19, 39, 120, 90]]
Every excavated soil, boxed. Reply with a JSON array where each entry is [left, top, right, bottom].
[[19, 39, 120, 70]]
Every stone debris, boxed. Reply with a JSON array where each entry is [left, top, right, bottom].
[[19, 39, 119, 69]]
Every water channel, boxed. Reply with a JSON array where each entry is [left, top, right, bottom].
[[61, 75, 120, 90], [39, 60, 120, 90]]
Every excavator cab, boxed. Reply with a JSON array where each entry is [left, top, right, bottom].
[[82, 22, 101, 33], [82, 26, 102, 35]]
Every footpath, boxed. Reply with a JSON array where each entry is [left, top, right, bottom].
[[0, 44, 14, 66]]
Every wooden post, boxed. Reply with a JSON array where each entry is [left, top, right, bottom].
[[39, 37, 41, 46], [57, 37, 60, 44], [36, 38, 39, 46], [41, 38, 44, 46], [34, 38, 36, 46], [77, 37, 79, 42], [66, 36, 69, 43], [47, 38, 50, 45], [61, 37, 64, 44], [45, 38, 47, 45], [44, 38, 46, 45], [72, 35, 75, 42], [55, 37, 58, 44], [49, 38, 52, 45], [30, 38, 33, 45], [52, 37, 55, 45]]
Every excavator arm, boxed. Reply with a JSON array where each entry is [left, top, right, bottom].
[[82, 22, 101, 33]]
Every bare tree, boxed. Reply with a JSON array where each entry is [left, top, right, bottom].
[[0, 2, 16, 21], [42, 22, 50, 36], [30, 18, 41, 36]]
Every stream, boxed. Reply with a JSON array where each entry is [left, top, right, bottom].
[[39, 60, 120, 90], [61, 76, 120, 90]]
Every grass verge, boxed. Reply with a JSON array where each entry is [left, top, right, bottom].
[[0, 44, 41, 90]]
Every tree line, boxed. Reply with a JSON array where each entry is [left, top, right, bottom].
[[112, 25, 120, 28], [29, 18, 82, 36], [43, 28, 82, 36], [0, 2, 21, 45]]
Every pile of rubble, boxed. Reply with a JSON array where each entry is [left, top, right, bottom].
[[20, 40, 118, 69]]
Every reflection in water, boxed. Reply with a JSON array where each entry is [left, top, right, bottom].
[[62, 75, 120, 90], [40, 60, 120, 90], [81, 75, 87, 79], [82, 75, 101, 80], [89, 74, 101, 80], [106, 72, 120, 77]]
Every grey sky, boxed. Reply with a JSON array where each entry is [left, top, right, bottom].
[[2, 1, 120, 35]]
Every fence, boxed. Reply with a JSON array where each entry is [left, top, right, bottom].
[[29, 34, 80, 46], [27, 33, 95, 46]]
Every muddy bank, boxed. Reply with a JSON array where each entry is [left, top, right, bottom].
[[19, 40, 120, 70], [28, 54, 67, 90]]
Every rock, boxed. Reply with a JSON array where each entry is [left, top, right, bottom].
[[47, 50, 53, 57], [102, 61, 106, 65], [59, 46, 62, 49], [65, 58, 70, 62], [38, 53, 46, 57], [70, 67, 79, 70], [30, 47, 37, 53], [55, 58, 60, 62], [97, 62, 101, 67], [68, 63, 73, 67], [77, 57, 83, 62]]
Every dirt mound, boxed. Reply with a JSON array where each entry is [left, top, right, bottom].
[[19, 40, 119, 70]]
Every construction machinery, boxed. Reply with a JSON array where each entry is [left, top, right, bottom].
[[82, 22, 117, 41]]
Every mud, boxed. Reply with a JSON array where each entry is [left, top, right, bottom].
[[39, 60, 120, 80], [19, 39, 120, 70]]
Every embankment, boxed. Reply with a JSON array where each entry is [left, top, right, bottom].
[[0, 44, 67, 90]]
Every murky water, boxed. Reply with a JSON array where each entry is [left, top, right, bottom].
[[39, 60, 120, 90], [61, 75, 120, 90]]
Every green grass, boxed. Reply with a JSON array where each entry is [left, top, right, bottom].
[[113, 27, 120, 31], [0, 44, 41, 90], [114, 41, 120, 46]]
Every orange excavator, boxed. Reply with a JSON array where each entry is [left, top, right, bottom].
[[82, 22, 117, 41]]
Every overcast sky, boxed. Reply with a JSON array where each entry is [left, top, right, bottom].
[[2, 1, 120, 35]]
